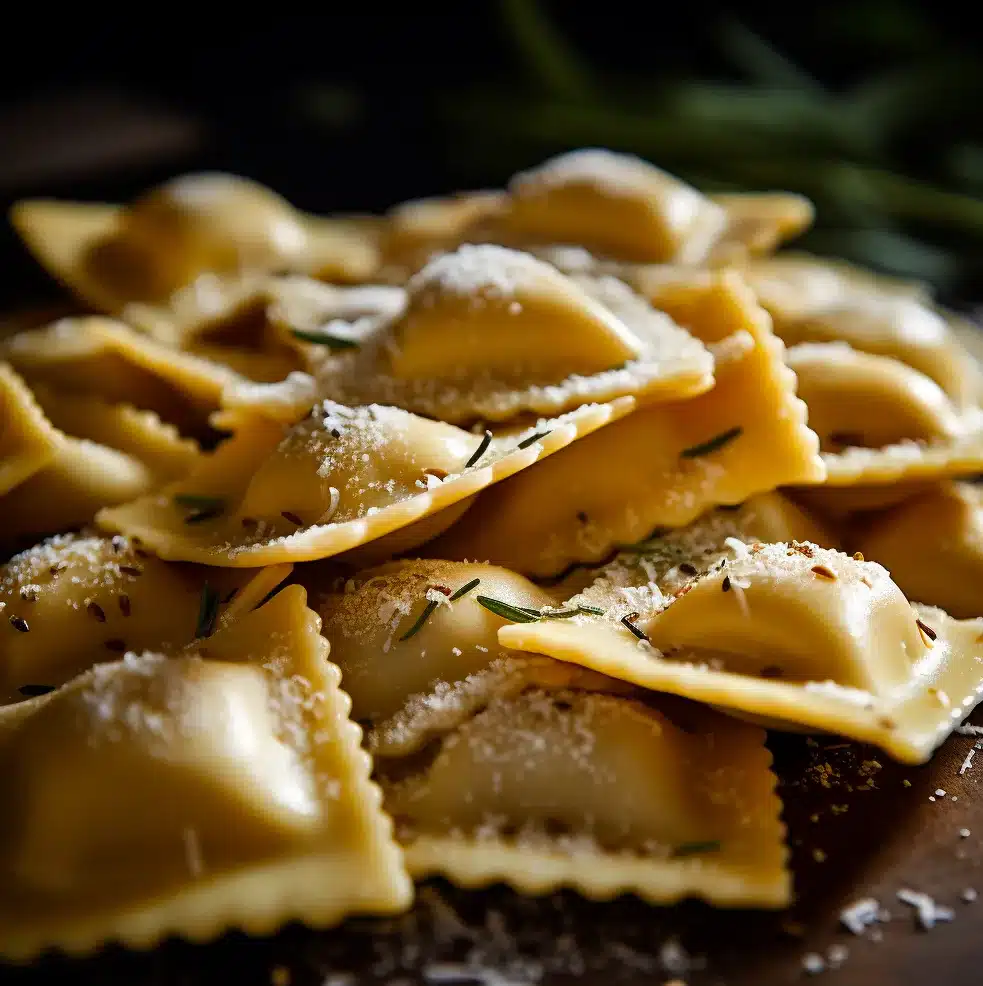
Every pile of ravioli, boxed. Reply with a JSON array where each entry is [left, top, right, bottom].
[[3, 149, 983, 962]]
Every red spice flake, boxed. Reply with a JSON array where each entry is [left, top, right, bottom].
[[422, 467, 448, 480], [430, 585, 452, 596], [916, 618, 937, 643], [791, 542, 815, 557], [678, 562, 698, 576], [673, 583, 694, 600], [811, 564, 837, 581], [86, 601, 107, 623]]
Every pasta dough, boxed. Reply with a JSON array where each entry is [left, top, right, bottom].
[[0, 532, 291, 702], [11, 172, 380, 316], [374, 662, 789, 908], [0, 586, 410, 961], [853, 481, 983, 620], [95, 397, 634, 567], [0, 364, 198, 546], [499, 505, 983, 764], [425, 271, 824, 577], [307, 244, 714, 423], [785, 342, 983, 516], [0, 317, 244, 440]]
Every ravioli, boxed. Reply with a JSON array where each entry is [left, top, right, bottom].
[[1, 316, 244, 439], [0, 364, 198, 546], [785, 342, 983, 516], [11, 172, 380, 317], [308, 244, 712, 423], [375, 665, 788, 908], [853, 482, 983, 620], [0, 586, 411, 961], [379, 190, 507, 274], [95, 396, 634, 567], [706, 191, 814, 263], [309, 558, 560, 736], [774, 297, 982, 409], [496, 149, 728, 265], [425, 271, 824, 577], [500, 509, 983, 764], [0, 532, 292, 702]]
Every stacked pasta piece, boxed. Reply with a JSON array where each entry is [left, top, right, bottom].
[[2, 149, 982, 961]]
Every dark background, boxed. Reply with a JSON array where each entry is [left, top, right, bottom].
[[3, 2, 983, 308]]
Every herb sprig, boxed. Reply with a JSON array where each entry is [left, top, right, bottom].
[[195, 582, 220, 639], [399, 578, 482, 641], [681, 427, 743, 459]]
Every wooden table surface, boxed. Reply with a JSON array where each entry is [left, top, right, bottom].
[[4, 702, 981, 986]]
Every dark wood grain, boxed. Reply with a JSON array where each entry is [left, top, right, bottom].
[[4, 704, 981, 986]]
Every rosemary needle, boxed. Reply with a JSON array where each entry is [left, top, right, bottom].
[[476, 595, 540, 623], [195, 582, 220, 639], [290, 328, 359, 349], [466, 430, 493, 468], [680, 426, 743, 459]]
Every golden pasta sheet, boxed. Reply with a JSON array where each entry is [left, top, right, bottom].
[[0, 361, 57, 495], [706, 191, 814, 263], [853, 481, 983, 620], [96, 396, 634, 567], [785, 341, 983, 515], [0, 531, 291, 702], [741, 251, 931, 324], [306, 244, 713, 424], [425, 271, 824, 577], [0, 586, 411, 961], [11, 172, 380, 316], [376, 663, 788, 908], [772, 296, 982, 410], [500, 506, 983, 764], [310, 556, 788, 906], [0, 364, 198, 546], [123, 281, 306, 384], [0, 316, 244, 439], [308, 558, 564, 744], [378, 190, 507, 274], [495, 149, 729, 265]]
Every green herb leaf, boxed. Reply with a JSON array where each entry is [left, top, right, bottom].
[[399, 599, 439, 641], [672, 840, 722, 857], [501, 0, 596, 100], [538, 604, 606, 619], [620, 612, 649, 641], [175, 493, 225, 524], [681, 427, 743, 459], [517, 430, 551, 450], [290, 329, 359, 349], [174, 494, 225, 510], [476, 595, 541, 623], [195, 582, 220, 639], [449, 577, 481, 601], [717, 18, 823, 93], [466, 430, 493, 468]]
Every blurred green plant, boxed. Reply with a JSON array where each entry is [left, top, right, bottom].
[[442, 0, 983, 295]]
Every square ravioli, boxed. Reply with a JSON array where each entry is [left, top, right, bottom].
[[851, 481, 983, 620], [0, 316, 245, 440], [0, 531, 291, 701], [376, 665, 788, 909], [0, 585, 411, 961], [95, 396, 634, 567], [309, 558, 788, 908], [306, 244, 713, 424], [785, 341, 983, 517], [0, 363, 198, 547], [424, 270, 824, 577], [498, 498, 983, 764], [10, 173, 380, 317]]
